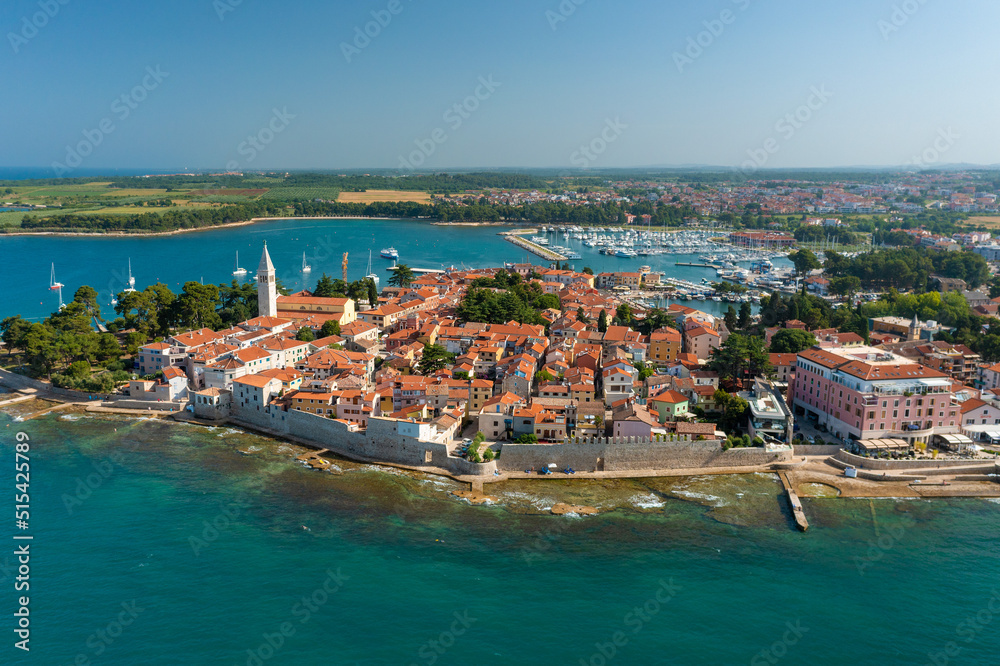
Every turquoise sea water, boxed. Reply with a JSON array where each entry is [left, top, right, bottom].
[[2, 410, 999, 665], [0, 218, 771, 322]]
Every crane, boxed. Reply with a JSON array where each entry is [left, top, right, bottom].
[[342, 252, 349, 284]]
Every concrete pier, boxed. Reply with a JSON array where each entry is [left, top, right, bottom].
[[501, 231, 568, 261], [778, 472, 809, 532]]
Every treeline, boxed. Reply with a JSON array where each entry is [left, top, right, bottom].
[[18, 197, 699, 231], [19, 201, 288, 232], [823, 247, 989, 290], [794, 225, 864, 245], [105, 172, 551, 194]]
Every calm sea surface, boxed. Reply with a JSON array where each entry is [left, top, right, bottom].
[[1, 409, 999, 665], [0, 218, 775, 321]]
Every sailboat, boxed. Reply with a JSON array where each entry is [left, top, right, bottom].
[[232, 251, 247, 276], [302, 252, 311, 273], [49, 263, 63, 290], [129, 259, 137, 289], [49, 264, 65, 310], [365, 250, 379, 289]]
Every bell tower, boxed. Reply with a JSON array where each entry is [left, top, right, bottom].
[[257, 241, 277, 318]]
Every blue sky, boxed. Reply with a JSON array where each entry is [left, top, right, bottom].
[[4, 0, 999, 172]]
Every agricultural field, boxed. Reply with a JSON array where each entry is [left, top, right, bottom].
[[338, 189, 431, 203], [0, 209, 61, 227], [77, 203, 218, 215], [188, 189, 268, 197], [959, 215, 1000, 229], [260, 186, 341, 201]]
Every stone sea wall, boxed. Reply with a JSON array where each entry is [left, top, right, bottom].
[[227, 403, 791, 477], [835, 449, 998, 471], [230, 403, 496, 476], [497, 435, 792, 472]]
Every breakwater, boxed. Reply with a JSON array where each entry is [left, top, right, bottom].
[[500, 230, 568, 261]]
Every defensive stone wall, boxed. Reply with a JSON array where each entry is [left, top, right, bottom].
[[229, 403, 497, 476], [497, 435, 791, 472], [793, 444, 842, 456]]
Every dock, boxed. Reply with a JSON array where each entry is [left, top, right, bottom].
[[384, 267, 446, 274], [778, 472, 809, 531], [675, 262, 721, 269], [500, 231, 568, 261]]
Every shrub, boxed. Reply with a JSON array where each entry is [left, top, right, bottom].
[[110, 370, 131, 384], [51, 374, 76, 389], [67, 360, 91, 380], [483, 448, 495, 462], [79, 374, 114, 393]]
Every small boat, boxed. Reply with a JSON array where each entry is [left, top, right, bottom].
[[124, 258, 137, 293], [301, 251, 311, 273], [365, 250, 379, 289], [49, 263, 64, 290], [232, 251, 247, 276], [380, 247, 399, 260]]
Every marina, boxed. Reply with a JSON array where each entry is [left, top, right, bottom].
[[1, 218, 794, 323]]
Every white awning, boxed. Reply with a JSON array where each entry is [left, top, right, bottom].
[[937, 433, 974, 446]]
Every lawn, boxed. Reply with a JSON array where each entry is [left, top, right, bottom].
[[338, 189, 431, 203]]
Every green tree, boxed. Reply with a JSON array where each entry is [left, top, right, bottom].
[[738, 302, 752, 330], [0, 316, 30, 356], [175, 282, 222, 330], [614, 303, 633, 327], [707, 333, 772, 387], [724, 305, 737, 332], [320, 320, 341, 338], [296, 327, 315, 342], [313, 273, 339, 297], [367, 278, 379, 305], [576, 307, 590, 324], [22, 323, 59, 378], [72, 285, 102, 322], [417, 343, 452, 375], [514, 433, 539, 444], [789, 249, 821, 275], [769, 328, 818, 354], [829, 275, 862, 299], [95, 333, 122, 363], [389, 264, 415, 288], [714, 388, 749, 433], [535, 370, 554, 384], [598, 309, 609, 333]]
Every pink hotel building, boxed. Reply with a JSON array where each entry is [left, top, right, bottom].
[[792, 346, 959, 443]]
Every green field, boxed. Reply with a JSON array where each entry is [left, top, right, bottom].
[[260, 186, 341, 201]]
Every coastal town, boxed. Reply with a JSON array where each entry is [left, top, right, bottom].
[[7, 206, 1000, 508]]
